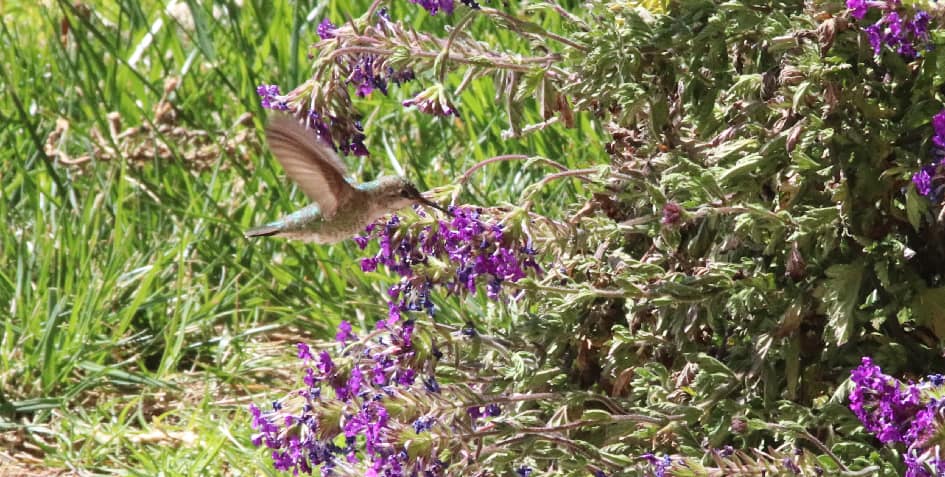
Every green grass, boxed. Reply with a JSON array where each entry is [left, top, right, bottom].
[[0, 0, 603, 474]]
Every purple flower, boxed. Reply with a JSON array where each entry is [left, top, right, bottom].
[[371, 360, 388, 385], [864, 23, 884, 54], [303, 367, 317, 388], [256, 84, 288, 111], [336, 321, 356, 344], [905, 403, 936, 442], [361, 257, 379, 272], [851, 5, 933, 59], [358, 207, 540, 324], [297, 342, 314, 361], [317, 351, 334, 374], [782, 457, 801, 474], [913, 165, 935, 197], [317, 18, 336, 40], [642, 453, 673, 477], [387, 300, 401, 324], [847, 0, 869, 19], [409, 0, 454, 15], [849, 357, 942, 452], [350, 56, 386, 98], [932, 110, 945, 149], [886, 11, 904, 38], [395, 368, 416, 386], [412, 415, 435, 434], [910, 11, 931, 42]]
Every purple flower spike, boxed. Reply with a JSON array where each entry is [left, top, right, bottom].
[[358, 207, 541, 320], [252, 317, 471, 476], [849, 357, 945, 476], [849, 4, 933, 60], [317, 18, 337, 40]]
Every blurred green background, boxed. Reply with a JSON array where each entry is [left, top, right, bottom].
[[0, 0, 603, 474]]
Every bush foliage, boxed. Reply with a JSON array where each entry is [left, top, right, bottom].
[[4, 0, 945, 475], [248, 0, 945, 475], [245, 0, 945, 475]]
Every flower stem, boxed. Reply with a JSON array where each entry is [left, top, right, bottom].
[[479, 7, 588, 52], [457, 154, 569, 185]]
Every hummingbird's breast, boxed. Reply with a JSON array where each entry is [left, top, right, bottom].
[[272, 190, 377, 243]]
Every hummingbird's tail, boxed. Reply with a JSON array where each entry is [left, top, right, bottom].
[[244, 224, 281, 238]]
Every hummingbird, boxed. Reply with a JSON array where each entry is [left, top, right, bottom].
[[245, 114, 446, 243]]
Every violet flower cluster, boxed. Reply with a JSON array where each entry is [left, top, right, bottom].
[[255, 14, 418, 156], [912, 109, 945, 200], [846, 0, 933, 59], [318, 18, 417, 99], [849, 357, 945, 477], [409, 0, 480, 16], [356, 206, 541, 325], [250, 318, 508, 476], [641, 453, 674, 477], [256, 82, 370, 156]]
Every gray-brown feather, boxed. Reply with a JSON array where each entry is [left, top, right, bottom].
[[265, 115, 354, 217]]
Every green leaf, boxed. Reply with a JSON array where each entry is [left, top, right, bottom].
[[718, 153, 763, 184], [911, 287, 945, 341], [905, 185, 925, 231], [818, 263, 867, 346], [184, 0, 217, 62]]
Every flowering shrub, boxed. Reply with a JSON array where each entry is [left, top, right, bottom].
[[251, 0, 945, 475]]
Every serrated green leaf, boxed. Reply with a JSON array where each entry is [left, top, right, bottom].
[[905, 185, 925, 231], [819, 262, 867, 345], [911, 287, 945, 341]]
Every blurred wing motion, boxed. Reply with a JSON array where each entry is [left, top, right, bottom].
[[265, 114, 354, 216]]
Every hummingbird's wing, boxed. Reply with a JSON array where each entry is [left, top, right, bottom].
[[265, 115, 355, 217]]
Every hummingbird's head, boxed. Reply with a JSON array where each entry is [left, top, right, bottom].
[[375, 176, 447, 214]]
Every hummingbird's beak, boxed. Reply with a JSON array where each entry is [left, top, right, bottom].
[[417, 195, 449, 215]]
